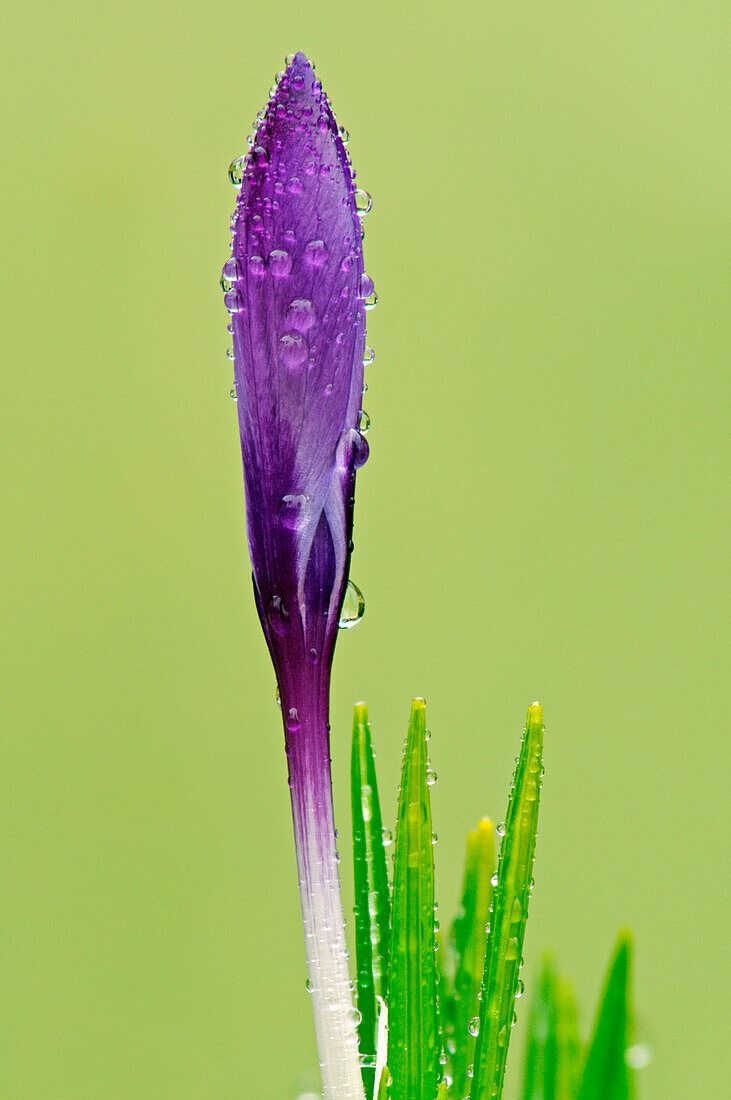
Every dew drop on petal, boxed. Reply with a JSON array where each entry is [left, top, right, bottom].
[[354, 189, 372, 217], [279, 332, 309, 369], [304, 239, 329, 267], [363, 346, 375, 364], [224, 289, 243, 313], [228, 155, 246, 186], [358, 410, 370, 434], [279, 492, 310, 529], [222, 257, 240, 282], [339, 580, 365, 629], [229, 383, 238, 401], [269, 249, 292, 277], [268, 595, 290, 637], [358, 273, 374, 299], [286, 707, 301, 732], [285, 297, 315, 333]]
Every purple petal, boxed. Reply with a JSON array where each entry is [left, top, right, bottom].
[[228, 52, 369, 706]]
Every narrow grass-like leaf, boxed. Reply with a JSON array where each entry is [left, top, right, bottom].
[[470, 703, 544, 1100], [435, 1084, 448, 1100], [578, 931, 634, 1100], [352, 703, 392, 1094], [451, 819, 495, 1098], [522, 954, 581, 1100], [377, 1067, 391, 1100], [387, 699, 438, 1100]]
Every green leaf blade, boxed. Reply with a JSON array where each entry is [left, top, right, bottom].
[[351, 702, 392, 1096], [521, 954, 581, 1100], [451, 819, 496, 1098], [578, 930, 634, 1100], [387, 699, 438, 1100], [471, 703, 545, 1100]]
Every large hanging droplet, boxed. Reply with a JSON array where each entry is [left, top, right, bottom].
[[339, 580, 365, 629], [228, 155, 247, 186]]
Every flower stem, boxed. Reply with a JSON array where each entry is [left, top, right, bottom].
[[287, 722, 366, 1100]]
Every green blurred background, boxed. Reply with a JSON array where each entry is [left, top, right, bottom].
[[2, 1, 728, 1096]]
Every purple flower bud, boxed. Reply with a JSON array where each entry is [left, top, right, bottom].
[[226, 52, 371, 1099], [228, 50, 369, 730]]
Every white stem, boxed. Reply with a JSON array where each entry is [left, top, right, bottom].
[[291, 775, 366, 1100]]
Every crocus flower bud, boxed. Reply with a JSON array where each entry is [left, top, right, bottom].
[[228, 51, 369, 719], [225, 52, 371, 1099]]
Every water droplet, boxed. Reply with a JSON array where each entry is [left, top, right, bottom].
[[317, 113, 329, 133], [227, 322, 233, 334], [269, 249, 292, 277], [382, 827, 393, 846], [279, 493, 310, 529], [286, 176, 302, 195], [426, 768, 437, 786], [363, 346, 375, 364], [286, 707, 301, 732], [337, 426, 369, 469], [468, 1017, 480, 1037], [220, 275, 232, 293], [268, 595, 290, 636], [491, 872, 499, 888], [229, 383, 238, 401], [339, 579, 365, 629], [291, 73, 305, 91], [275, 687, 281, 709], [348, 1006, 362, 1027], [497, 1025, 508, 1047], [305, 977, 313, 993], [285, 297, 315, 333], [358, 273, 374, 299], [515, 979, 525, 998], [358, 410, 370, 433], [304, 239, 329, 267], [511, 897, 522, 923], [354, 189, 372, 217], [496, 821, 506, 837], [226, 346, 235, 360], [279, 331, 309, 369], [228, 155, 246, 185], [224, 288, 243, 313], [625, 1043, 652, 1069], [431, 831, 438, 845], [467, 1063, 474, 1078], [338, 125, 350, 145], [285, 52, 295, 66], [248, 255, 266, 277], [253, 145, 268, 165], [222, 257, 240, 282]]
